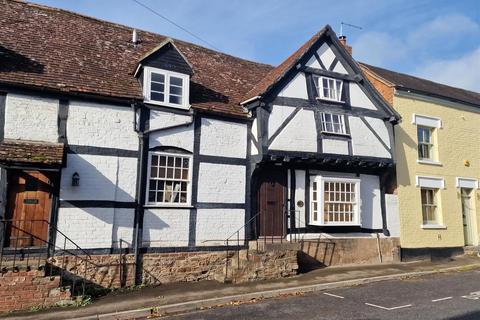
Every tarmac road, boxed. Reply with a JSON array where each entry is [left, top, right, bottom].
[[162, 269, 480, 320]]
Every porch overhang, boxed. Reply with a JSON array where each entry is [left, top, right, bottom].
[[259, 151, 394, 171], [0, 139, 65, 171]]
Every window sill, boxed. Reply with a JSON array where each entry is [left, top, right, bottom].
[[144, 204, 193, 209], [316, 97, 345, 104], [144, 99, 191, 110], [309, 223, 362, 227], [421, 224, 447, 230], [417, 159, 442, 166], [321, 131, 351, 138]]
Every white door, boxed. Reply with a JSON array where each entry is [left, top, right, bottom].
[[461, 188, 474, 246]]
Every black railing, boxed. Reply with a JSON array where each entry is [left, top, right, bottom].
[[0, 219, 104, 297]]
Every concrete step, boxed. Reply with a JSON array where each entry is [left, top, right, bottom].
[[464, 246, 479, 256]]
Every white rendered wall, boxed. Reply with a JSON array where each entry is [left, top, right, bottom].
[[385, 194, 400, 237], [294, 170, 306, 228], [195, 209, 245, 246], [278, 72, 308, 99], [112, 208, 135, 248], [149, 123, 194, 152], [197, 163, 246, 203], [332, 61, 348, 74], [359, 174, 383, 230], [322, 139, 349, 155], [200, 118, 247, 158], [268, 105, 296, 139], [142, 209, 190, 247], [305, 55, 322, 69], [349, 83, 376, 110], [269, 109, 317, 152], [4, 93, 58, 142], [317, 43, 336, 70], [349, 117, 391, 158], [364, 117, 391, 149], [60, 154, 136, 202], [251, 118, 259, 155], [149, 110, 192, 130], [67, 101, 138, 150]]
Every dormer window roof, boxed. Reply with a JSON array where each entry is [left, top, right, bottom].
[[134, 38, 193, 110]]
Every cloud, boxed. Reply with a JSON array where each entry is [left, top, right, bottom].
[[352, 31, 407, 66], [415, 47, 480, 92]]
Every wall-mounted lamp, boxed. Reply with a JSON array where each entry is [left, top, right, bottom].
[[72, 172, 80, 187]]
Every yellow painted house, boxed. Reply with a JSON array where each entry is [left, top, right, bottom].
[[361, 64, 480, 260]]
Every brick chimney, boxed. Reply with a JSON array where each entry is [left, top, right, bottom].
[[338, 35, 352, 55]]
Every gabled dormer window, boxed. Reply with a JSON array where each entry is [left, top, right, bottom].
[[144, 67, 190, 109], [314, 76, 343, 102]]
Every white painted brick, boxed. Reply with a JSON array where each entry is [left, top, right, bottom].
[[199, 118, 247, 158], [269, 109, 317, 152], [60, 154, 136, 201], [349, 117, 391, 158], [149, 123, 194, 152], [4, 93, 58, 142], [143, 209, 190, 247], [67, 100, 138, 150], [195, 209, 245, 246], [149, 110, 192, 130], [56, 207, 114, 249], [197, 163, 245, 203], [359, 174, 382, 229], [322, 139, 349, 155], [112, 208, 135, 248]]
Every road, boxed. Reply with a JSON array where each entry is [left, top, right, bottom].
[[161, 269, 480, 320]]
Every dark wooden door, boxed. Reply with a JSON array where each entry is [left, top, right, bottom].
[[5, 171, 54, 247], [257, 169, 286, 237]]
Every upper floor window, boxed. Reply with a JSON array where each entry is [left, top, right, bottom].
[[417, 126, 434, 160], [321, 113, 346, 135], [314, 76, 343, 102], [144, 67, 190, 109], [147, 151, 192, 205]]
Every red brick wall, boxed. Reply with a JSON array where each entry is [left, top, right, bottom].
[[0, 270, 71, 313]]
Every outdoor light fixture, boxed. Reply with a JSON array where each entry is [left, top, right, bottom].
[[72, 172, 80, 187]]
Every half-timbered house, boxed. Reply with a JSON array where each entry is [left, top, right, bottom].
[[0, 0, 400, 274]]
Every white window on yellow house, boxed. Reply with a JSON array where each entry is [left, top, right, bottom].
[[417, 126, 434, 160], [420, 188, 439, 225], [412, 114, 442, 164]]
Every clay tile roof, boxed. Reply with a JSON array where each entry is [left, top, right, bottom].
[[0, 139, 64, 166], [361, 63, 480, 108], [242, 26, 329, 102], [0, 0, 273, 117]]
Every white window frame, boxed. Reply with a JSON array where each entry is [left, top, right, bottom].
[[309, 176, 361, 226], [417, 125, 435, 161], [420, 187, 443, 228], [314, 76, 344, 102], [321, 113, 347, 135], [143, 66, 190, 109], [145, 151, 193, 207]]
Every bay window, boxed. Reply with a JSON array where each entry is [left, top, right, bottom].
[[310, 176, 360, 225], [147, 152, 192, 205]]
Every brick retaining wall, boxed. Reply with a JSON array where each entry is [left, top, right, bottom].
[[0, 270, 71, 313]]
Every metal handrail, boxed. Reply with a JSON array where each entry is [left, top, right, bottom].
[[225, 212, 261, 244]]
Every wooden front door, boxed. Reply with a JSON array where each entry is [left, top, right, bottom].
[[4, 170, 55, 248], [257, 169, 286, 237]]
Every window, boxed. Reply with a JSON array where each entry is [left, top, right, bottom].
[[147, 152, 192, 205], [314, 76, 343, 102], [417, 126, 434, 160], [420, 188, 439, 225], [321, 113, 346, 134], [144, 67, 189, 109], [310, 176, 359, 225]]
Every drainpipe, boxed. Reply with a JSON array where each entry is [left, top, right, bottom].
[[132, 102, 149, 285]]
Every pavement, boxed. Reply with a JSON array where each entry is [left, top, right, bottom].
[[164, 269, 480, 320], [5, 255, 480, 320]]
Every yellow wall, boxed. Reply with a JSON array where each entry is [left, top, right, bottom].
[[394, 93, 480, 248]]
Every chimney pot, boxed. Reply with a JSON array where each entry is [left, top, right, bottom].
[[338, 35, 352, 55]]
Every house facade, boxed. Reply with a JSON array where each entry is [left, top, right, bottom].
[[362, 64, 480, 259], [0, 0, 400, 269]]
